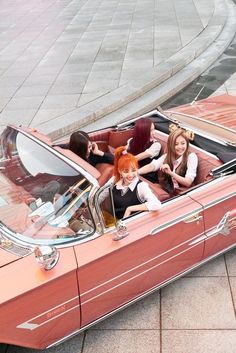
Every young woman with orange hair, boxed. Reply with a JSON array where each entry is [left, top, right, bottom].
[[100, 146, 162, 219]]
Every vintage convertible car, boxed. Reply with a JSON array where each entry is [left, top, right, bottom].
[[0, 94, 236, 350]]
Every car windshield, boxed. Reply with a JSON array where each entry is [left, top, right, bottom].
[[0, 127, 95, 244]]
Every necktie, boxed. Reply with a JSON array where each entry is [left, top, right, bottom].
[[172, 160, 180, 189]]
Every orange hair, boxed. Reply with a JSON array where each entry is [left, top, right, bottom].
[[114, 146, 138, 182]]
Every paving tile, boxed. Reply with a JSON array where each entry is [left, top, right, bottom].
[[193, 0, 215, 27], [162, 330, 236, 353], [78, 91, 110, 107], [3, 96, 44, 111], [186, 255, 227, 277], [229, 277, 236, 309], [23, 75, 56, 86], [82, 78, 119, 94], [40, 94, 79, 109], [93, 291, 160, 329], [0, 98, 10, 112], [48, 82, 86, 95], [0, 109, 38, 127], [13, 85, 51, 98], [61, 63, 93, 75], [31, 108, 75, 126], [161, 277, 236, 329], [6, 333, 84, 353], [84, 330, 160, 353], [225, 248, 236, 276], [0, 86, 19, 98]]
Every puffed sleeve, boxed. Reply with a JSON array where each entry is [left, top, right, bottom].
[[137, 181, 162, 211], [185, 153, 198, 181], [145, 141, 161, 158], [150, 154, 166, 171]]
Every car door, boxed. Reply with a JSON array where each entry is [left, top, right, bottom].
[[74, 194, 205, 327], [0, 247, 80, 350], [188, 174, 236, 259]]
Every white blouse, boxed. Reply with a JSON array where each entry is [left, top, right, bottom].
[[99, 176, 162, 211], [151, 152, 198, 182]]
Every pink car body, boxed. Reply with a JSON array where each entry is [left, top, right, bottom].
[[0, 94, 235, 349]]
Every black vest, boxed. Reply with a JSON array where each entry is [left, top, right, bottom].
[[158, 164, 187, 195], [112, 180, 142, 219]]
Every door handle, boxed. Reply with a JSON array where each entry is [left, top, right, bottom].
[[183, 213, 203, 224]]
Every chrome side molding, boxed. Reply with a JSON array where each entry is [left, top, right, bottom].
[[206, 212, 230, 238]]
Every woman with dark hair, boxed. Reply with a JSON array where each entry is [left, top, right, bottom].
[[69, 131, 114, 167], [139, 128, 198, 195], [127, 118, 161, 182]]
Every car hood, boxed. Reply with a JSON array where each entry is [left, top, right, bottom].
[[0, 247, 23, 267], [166, 94, 236, 145]]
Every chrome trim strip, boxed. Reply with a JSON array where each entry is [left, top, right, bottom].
[[46, 241, 236, 349], [189, 235, 207, 245], [150, 207, 202, 235], [81, 230, 205, 297], [0, 222, 101, 249], [188, 177, 234, 196], [202, 192, 236, 211], [17, 232, 205, 332], [81, 239, 205, 305], [17, 296, 79, 331]]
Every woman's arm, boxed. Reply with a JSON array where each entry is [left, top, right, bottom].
[[160, 153, 198, 187], [123, 203, 148, 218], [91, 142, 114, 164], [124, 181, 162, 218], [138, 154, 165, 175], [134, 142, 162, 161], [138, 182, 162, 210], [163, 165, 193, 187], [138, 162, 156, 175], [92, 142, 104, 156]]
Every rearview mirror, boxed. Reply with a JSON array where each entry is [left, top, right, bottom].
[[34, 245, 59, 270]]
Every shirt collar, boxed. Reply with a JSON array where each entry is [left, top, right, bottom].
[[173, 155, 183, 167], [116, 176, 139, 191]]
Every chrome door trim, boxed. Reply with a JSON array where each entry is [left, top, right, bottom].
[[150, 207, 202, 235], [202, 192, 236, 211], [46, 240, 236, 349], [189, 235, 207, 245]]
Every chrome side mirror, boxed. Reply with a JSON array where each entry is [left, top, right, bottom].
[[113, 220, 129, 241], [34, 246, 59, 270]]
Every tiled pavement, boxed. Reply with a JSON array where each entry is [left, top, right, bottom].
[[1, 0, 236, 352]]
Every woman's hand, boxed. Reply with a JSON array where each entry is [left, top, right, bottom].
[[160, 163, 172, 175], [123, 206, 132, 218], [123, 203, 148, 218], [92, 142, 104, 156]]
